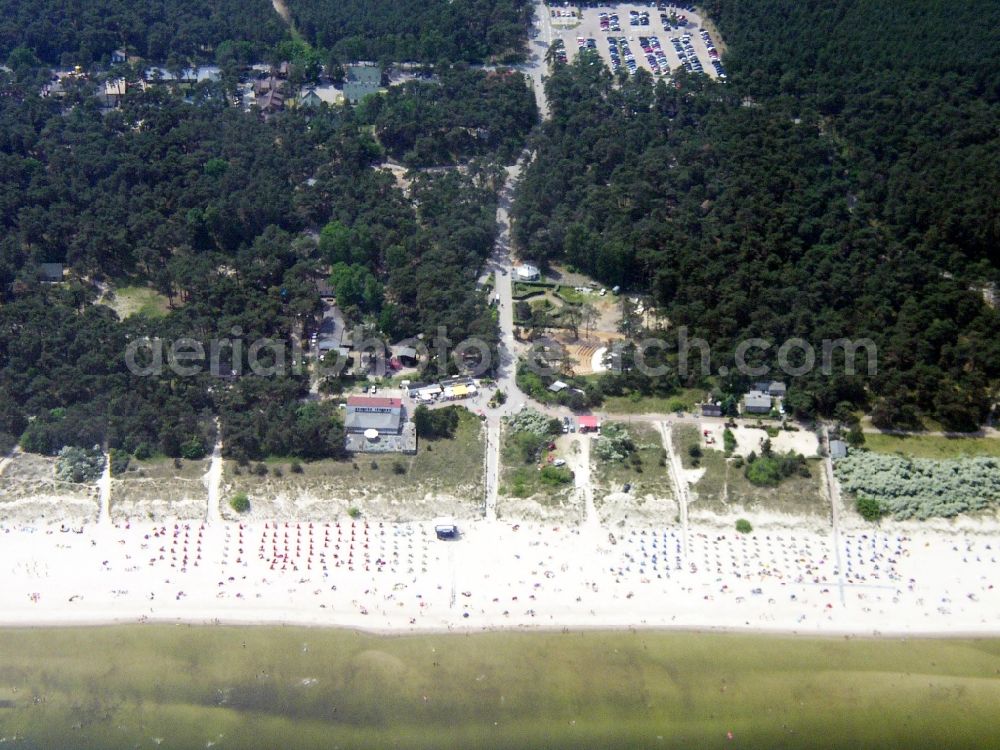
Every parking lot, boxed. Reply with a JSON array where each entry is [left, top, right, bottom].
[[546, 4, 726, 79]]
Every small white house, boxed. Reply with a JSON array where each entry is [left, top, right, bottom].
[[515, 263, 540, 281]]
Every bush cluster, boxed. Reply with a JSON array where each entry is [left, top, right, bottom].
[[835, 451, 1000, 520]]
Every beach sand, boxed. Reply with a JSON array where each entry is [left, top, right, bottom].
[[1, 515, 997, 635]]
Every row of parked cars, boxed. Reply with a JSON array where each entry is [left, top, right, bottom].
[[698, 27, 726, 78], [552, 38, 568, 64], [608, 37, 638, 74], [598, 11, 621, 33], [629, 9, 651, 26], [638, 36, 669, 76], [660, 11, 688, 30], [670, 33, 705, 74]]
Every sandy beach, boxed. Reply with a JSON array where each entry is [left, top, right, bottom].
[[2, 515, 998, 636]]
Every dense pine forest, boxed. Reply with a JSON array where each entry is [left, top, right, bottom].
[[0, 73, 516, 459], [0, 0, 531, 68], [359, 65, 538, 167], [513, 0, 1000, 430], [286, 0, 532, 64], [0, 0, 285, 65]]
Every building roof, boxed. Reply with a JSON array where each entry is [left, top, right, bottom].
[[38, 263, 64, 281], [744, 391, 772, 410], [516, 263, 540, 278], [701, 403, 722, 415], [299, 88, 322, 106], [344, 81, 380, 102], [829, 439, 848, 460], [346, 64, 382, 84], [105, 79, 127, 96], [549, 380, 569, 392], [755, 380, 787, 395], [396, 346, 418, 360], [345, 409, 402, 433], [346, 395, 401, 409], [315, 278, 335, 297], [440, 376, 475, 388], [578, 415, 599, 428]]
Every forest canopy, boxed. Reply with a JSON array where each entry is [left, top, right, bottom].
[[286, 0, 532, 64], [0, 74, 509, 460], [512, 0, 1000, 431], [0, 0, 285, 66]]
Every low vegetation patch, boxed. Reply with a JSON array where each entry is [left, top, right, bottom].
[[856, 496, 887, 522], [55, 446, 104, 483], [835, 451, 1000, 520], [592, 422, 635, 462], [743, 440, 808, 486], [229, 492, 250, 514]]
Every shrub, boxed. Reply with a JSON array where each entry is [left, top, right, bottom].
[[180, 436, 206, 460], [133, 443, 152, 460], [539, 464, 573, 486], [230, 492, 250, 513], [289, 461, 303, 474], [55, 446, 105, 483], [744, 452, 807, 487], [506, 408, 557, 438], [173, 457, 182, 469], [109, 448, 130, 477], [271, 466, 283, 478], [413, 404, 462, 439], [511, 430, 546, 464], [856, 496, 886, 522], [593, 422, 635, 462], [736, 519, 753, 534], [392, 460, 406, 475], [688, 444, 702, 459], [252, 463, 268, 477], [845, 424, 866, 447], [348, 506, 361, 519], [370, 460, 379, 470], [723, 428, 737, 455], [835, 452, 1000, 520]]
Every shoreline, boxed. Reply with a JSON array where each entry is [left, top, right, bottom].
[[0, 614, 998, 641]]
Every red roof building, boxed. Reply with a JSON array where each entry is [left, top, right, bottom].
[[578, 415, 600, 431], [346, 396, 401, 409]]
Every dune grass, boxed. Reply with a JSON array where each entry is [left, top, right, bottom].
[[863, 432, 1000, 459]]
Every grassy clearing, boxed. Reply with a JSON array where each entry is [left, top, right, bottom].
[[674, 424, 826, 516], [591, 423, 672, 501], [499, 437, 574, 507], [0, 626, 998, 749], [601, 388, 702, 415], [863, 432, 1000, 459], [225, 409, 485, 520], [104, 285, 171, 319]]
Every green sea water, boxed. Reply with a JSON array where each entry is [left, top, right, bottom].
[[0, 626, 998, 749]]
